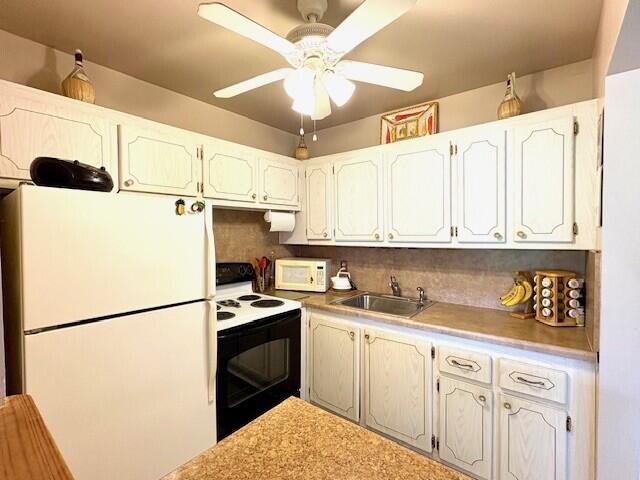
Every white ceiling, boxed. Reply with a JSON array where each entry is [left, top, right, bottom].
[[0, 0, 603, 133]]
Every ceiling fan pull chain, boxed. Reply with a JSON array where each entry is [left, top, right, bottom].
[[312, 120, 318, 142], [299, 113, 305, 135]]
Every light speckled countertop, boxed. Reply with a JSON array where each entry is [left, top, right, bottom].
[[162, 397, 468, 480], [272, 290, 595, 361]]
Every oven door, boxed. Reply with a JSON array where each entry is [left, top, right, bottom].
[[216, 309, 301, 440]]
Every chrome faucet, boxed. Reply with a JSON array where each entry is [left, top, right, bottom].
[[417, 287, 425, 307], [389, 275, 401, 296]]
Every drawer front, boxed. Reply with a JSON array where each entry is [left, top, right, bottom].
[[498, 358, 568, 404], [438, 346, 492, 384]]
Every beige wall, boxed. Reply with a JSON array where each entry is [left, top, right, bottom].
[[309, 60, 593, 156], [0, 29, 298, 155], [296, 246, 586, 311], [592, 0, 629, 96]]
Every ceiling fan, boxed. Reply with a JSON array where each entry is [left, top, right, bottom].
[[197, 0, 423, 121]]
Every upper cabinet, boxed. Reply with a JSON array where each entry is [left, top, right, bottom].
[[455, 127, 507, 243], [0, 86, 117, 188], [282, 100, 599, 250], [306, 160, 333, 240], [334, 153, 384, 242], [513, 116, 575, 243], [118, 124, 200, 196], [202, 140, 257, 203], [258, 154, 300, 207], [385, 138, 452, 243]]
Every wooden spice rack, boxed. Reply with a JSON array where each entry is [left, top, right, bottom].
[[534, 270, 579, 327]]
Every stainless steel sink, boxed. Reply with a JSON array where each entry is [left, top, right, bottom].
[[333, 293, 434, 318]]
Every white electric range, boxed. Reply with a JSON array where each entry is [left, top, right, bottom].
[[215, 281, 302, 331]]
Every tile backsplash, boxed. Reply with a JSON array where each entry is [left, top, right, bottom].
[[213, 209, 294, 263], [294, 246, 587, 311]]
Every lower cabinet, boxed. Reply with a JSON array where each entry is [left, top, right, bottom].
[[498, 394, 567, 480], [363, 328, 433, 452], [438, 376, 493, 479], [308, 313, 360, 421], [305, 310, 591, 480]]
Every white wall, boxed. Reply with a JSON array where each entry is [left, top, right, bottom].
[[0, 29, 298, 155], [598, 67, 640, 480], [309, 60, 593, 156]]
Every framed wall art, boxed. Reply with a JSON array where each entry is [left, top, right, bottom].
[[380, 101, 438, 144]]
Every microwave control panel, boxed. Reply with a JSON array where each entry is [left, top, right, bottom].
[[315, 266, 325, 286]]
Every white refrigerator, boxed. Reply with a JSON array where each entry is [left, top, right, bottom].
[[0, 185, 217, 480]]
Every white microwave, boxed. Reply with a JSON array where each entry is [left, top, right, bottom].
[[275, 258, 332, 292]]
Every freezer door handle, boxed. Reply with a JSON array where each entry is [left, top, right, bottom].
[[205, 201, 216, 299], [207, 300, 217, 404]]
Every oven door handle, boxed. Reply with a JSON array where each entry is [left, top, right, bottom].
[[206, 299, 217, 404]]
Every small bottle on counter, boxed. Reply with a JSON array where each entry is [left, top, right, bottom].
[[541, 298, 553, 308], [541, 288, 553, 298], [542, 307, 552, 317], [567, 298, 580, 309], [567, 278, 584, 289], [567, 289, 582, 299], [541, 277, 553, 288]]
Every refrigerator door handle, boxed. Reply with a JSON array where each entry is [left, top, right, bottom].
[[206, 299, 217, 404], [204, 200, 216, 299]]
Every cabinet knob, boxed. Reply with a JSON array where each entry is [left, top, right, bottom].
[[478, 395, 486, 402], [364, 333, 370, 341], [349, 331, 355, 340], [388, 233, 394, 240], [516, 231, 527, 239], [374, 233, 380, 240], [493, 232, 502, 240], [323, 232, 328, 238], [251, 193, 256, 200], [263, 195, 268, 201], [504, 402, 512, 410], [124, 179, 134, 187]]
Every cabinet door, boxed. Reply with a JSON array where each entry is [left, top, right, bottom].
[[118, 125, 199, 196], [309, 313, 360, 421], [0, 89, 116, 185], [513, 117, 575, 242], [202, 140, 257, 203], [258, 154, 300, 206], [439, 376, 493, 479], [363, 329, 432, 452], [306, 161, 333, 240], [499, 394, 567, 480], [334, 153, 384, 242], [456, 129, 506, 243], [386, 138, 452, 242]]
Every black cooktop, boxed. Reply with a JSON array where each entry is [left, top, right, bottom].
[[251, 299, 285, 308], [217, 311, 236, 321], [238, 294, 261, 301]]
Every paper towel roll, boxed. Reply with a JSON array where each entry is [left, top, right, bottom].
[[264, 210, 295, 232]]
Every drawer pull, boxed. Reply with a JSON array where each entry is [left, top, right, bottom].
[[516, 375, 547, 387], [451, 359, 475, 370]]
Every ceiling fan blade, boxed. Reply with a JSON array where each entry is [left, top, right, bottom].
[[198, 3, 298, 60], [326, 0, 416, 56], [214, 68, 294, 98], [312, 81, 331, 120], [337, 60, 423, 91]]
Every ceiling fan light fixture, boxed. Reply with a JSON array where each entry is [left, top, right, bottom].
[[291, 96, 315, 116], [284, 67, 315, 100], [321, 71, 355, 107]]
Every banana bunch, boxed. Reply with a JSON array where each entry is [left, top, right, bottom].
[[500, 277, 533, 307]]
